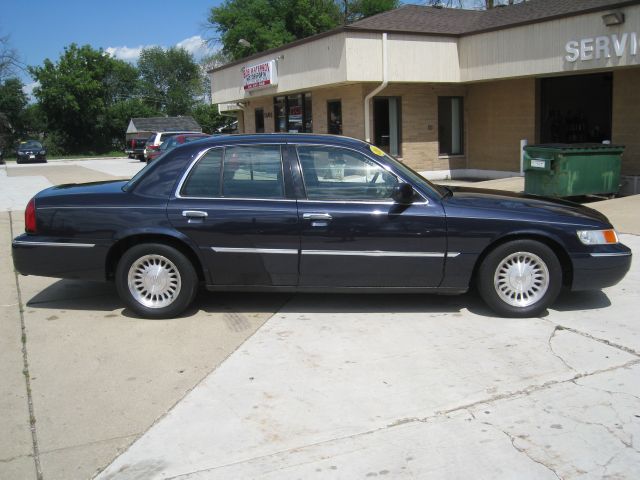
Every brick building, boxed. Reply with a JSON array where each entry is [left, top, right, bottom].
[[209, 0, 640, 191]]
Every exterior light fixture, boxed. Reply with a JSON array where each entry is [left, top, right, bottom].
[[602, 11, 625, 26]]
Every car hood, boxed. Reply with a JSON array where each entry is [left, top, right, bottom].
[[441, 186, 610, 226]]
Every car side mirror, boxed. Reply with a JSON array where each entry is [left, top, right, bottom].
[[392, 183, 414, 204]]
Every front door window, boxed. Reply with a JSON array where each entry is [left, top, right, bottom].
[[297, 145, 398, 201]]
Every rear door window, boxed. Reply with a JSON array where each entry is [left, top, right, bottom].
[[222, 145, 284, 199]]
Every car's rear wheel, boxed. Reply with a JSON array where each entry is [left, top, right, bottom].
[[115, 243, 198, 319], [477, 239, 562, 317]]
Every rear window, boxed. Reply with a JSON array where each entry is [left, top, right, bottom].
[[180, 149, 223, 197]]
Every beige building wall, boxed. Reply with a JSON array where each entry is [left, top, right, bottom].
[[311, 84, 367, 139], [613, 69, 640, 175], [466, 78, 536, 172], [460, 5, 640, 82]]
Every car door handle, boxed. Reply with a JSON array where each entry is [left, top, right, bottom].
[[303, 213, 332, 221], [182, 210, 208, 218]]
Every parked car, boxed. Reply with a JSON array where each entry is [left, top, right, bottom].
[[0, 147, 4, 164], [125, 138, 147, 161], [16, 140, 47, 164], [146, 134, 212, 163], [143, 131, 200, 162], [12, 134, 631, 319]]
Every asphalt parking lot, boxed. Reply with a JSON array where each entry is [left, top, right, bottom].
[[1, 159, 639, 479]]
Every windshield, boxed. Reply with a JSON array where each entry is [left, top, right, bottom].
[[19, 141, 43, 150], [380, 151, 447, 197]]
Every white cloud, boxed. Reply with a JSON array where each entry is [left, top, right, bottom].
[[105, 45, 148, 62], [23, 81, 39, 97], [176, 35, 210, 58], [105, 36, 213, 64]]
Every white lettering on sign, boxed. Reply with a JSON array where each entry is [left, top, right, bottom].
[[242, 60, 278, 91], [566, 33, 638, 62]]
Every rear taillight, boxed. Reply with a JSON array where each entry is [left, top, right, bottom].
[[148, 144, 159, 150], [25, 197, 37, 233]]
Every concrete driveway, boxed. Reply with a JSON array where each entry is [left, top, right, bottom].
[[1, 160, 638, 479]]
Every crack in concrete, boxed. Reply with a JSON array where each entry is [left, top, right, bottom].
[[545, 322, 640, 358], [133, 359, 640, 480], [483, 422, 562, 480], [436, 358, 640, 419], [0, 453, 33, 464], [8, 211, 43, 480], [38, 433, 141, 456], [548, 325, 576, 372], [573, 378, 640, 404]]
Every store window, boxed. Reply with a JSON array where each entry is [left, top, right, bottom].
[[374, 97, 401, 157], [438, 97, 464, 156], [327, 100, 342, 135], [274, 93, 312, 133], [255, 108, 265, 133]]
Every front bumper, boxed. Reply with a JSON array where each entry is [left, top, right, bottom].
[[16, 153, 46, 163], [571, 244, 632, 291], [12, 234, 107, 280]]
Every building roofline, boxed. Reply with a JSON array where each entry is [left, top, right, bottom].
[[209, 0, 640, 74]]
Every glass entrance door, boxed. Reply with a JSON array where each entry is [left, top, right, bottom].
[[374, 97, 400, 156]]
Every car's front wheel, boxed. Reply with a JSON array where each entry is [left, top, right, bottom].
[[477, 239, 562, 318], [115, 243, 198, 319]]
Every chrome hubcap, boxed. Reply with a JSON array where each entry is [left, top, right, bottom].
[[494, 251, 549, 308], [128, 255, 181, 309]]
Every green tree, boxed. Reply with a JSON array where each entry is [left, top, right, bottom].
[[0, 77, 28, 149], [208, 0, 343, 60], [138, 47, 203, 116], [105, 98, 160, 149], [29, 44, 139, 152], [1, 32, 22, 81], [342, 0, 399, 23], [191, 103, 227, 134]]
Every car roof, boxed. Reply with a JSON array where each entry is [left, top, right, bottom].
[[193, 133, 368, 149]]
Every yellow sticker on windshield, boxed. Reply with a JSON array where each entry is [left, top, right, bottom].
[[370, 145, 385, 156]]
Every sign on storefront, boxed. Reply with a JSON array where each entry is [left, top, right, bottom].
[[242, 60, 278, 91], [565, 32, 638, 62]]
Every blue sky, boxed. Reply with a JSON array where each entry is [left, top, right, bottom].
[[1, 0, 223, 91]]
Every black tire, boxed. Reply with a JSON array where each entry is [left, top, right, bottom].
[[477, 239, 562, 318], [115, 243, 198, 319]]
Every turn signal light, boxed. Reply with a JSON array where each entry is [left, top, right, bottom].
[[25, 198, 37, 233]]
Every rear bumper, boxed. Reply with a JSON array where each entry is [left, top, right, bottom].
[[12, 234, 107, 280], [571, 247, 632, 291]]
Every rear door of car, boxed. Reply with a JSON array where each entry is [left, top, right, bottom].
[[167, 143, 300, 286], [290, 143, 447, 288]]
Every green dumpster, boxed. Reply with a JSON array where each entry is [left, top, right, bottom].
[[523, 143, 624, 197]]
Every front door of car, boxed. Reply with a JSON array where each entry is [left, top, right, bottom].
[[167, 144, 299, 286], [293, 144, 447, 287]]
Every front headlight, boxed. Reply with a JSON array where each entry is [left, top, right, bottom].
[[39, 150, 46, 155], [577, 229, 619, 245]]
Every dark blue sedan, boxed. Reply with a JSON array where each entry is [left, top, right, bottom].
[[12, 134, 632, 318]]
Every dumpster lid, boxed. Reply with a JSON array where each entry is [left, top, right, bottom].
[[525, 143, 625, 151]]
